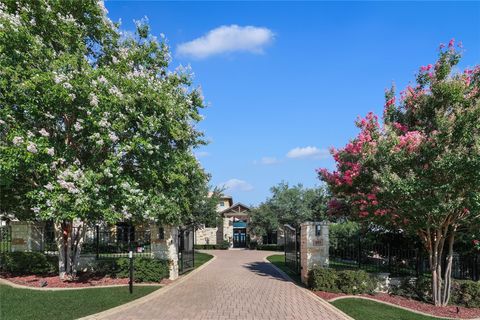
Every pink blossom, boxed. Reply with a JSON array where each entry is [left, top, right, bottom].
[[394, 131, 425, 153], [392, 122, 408, 133], [448, 38, 455, 48]]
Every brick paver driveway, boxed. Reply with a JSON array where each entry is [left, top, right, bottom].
[[100, 250, 350, 320]]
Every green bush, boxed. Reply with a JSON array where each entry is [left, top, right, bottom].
[[390, 276, 432, 302], [194, 240, 229, 250], [248, 240, 258, 250], [336, 270, 377, 294], [451, 280, 480, 308], [256, 244, 284, 251], [115, 258, 168, 282], [308, 268, 339, 292], [0, 252, 56, 275], [308, 268, 376, 294]]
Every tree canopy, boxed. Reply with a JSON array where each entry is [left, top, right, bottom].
[[319, 40, 480, 306]]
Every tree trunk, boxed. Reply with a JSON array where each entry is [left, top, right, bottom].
[[427, 227, 455, 306], [54, 220, 86, 280]]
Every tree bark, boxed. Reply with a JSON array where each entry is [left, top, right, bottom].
[[54, 220, 86, 280], [428, 226, 455, 306]]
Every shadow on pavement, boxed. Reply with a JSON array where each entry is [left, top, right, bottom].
[[243, 261, 290, 282]]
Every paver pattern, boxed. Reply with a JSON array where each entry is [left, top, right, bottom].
[[101, 250, 349, 320]]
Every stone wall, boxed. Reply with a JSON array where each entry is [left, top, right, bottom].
[[10, 221, 45, 252], [300, 221, 329, 285], [195, 226, 218, 245]]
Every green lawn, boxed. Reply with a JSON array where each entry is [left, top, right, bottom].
[[331, 298, 444, 320], [0, 284, 160, 320], [266, 254, 302, 284], [194, 251, 214, 268]]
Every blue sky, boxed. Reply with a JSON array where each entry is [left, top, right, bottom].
[[106, 1, 480, 206]]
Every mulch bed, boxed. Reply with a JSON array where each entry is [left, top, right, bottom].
[[315, 291, 480, 319], [1, 274, 133, 288]]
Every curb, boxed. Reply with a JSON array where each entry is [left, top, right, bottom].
[[329, 296, 479, 320], [78, 252, 217, 320], [263, 255, 355, 320], [0, 277, 160, 291]]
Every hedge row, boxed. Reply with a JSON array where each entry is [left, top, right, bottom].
[[0, 252, 58, 275], [194, 240, 229, 250], [308, 268, 377, 294]]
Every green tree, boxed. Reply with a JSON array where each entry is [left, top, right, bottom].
[[250, 182, 328, 237], [0, 1, 209, 279], [319, 41, 480, 306]]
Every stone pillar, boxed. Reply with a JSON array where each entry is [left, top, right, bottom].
[[300, 221, 329, 285], [10, 221, 45, 252], [151, 224, 179, 280]]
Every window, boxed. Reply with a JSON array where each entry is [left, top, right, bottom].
[[158, 227, 165, 240], [219, 201, 225, 207], [116, 222, 135, 242]]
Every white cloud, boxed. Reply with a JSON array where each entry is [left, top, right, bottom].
[[286, 146, 330, 159], [254, 156, 279, 165], [177, 25, 274, 59], [194, 151, 210, 158], [220, 178, 254, 192]]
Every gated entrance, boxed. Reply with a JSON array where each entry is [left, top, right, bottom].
[[0, 225, 11, 253], [284, 224, 300, 274], [178, 225, 195, 274]]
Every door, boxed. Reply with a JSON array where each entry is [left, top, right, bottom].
[[233, 228, 246, 248]]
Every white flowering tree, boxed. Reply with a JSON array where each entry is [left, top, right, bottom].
[[0, 1, 209, 279]]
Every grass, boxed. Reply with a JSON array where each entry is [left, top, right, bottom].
[[266, 254, 302, 284], [0, 284, 160, 320], [194, 251, 214, 268], [331, 298, 444, 320]]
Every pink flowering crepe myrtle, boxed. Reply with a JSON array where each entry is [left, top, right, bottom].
[[318, 40, 480, 306]]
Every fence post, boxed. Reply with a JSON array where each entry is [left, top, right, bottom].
[[357, 235, 361, 269], [95, 225, 99, 259], [387, 242, 391, 273]]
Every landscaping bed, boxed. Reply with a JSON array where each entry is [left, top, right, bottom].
[[1, 273, 131, 288], [317, 291, 480, 319]]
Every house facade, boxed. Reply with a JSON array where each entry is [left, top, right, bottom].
[[195, 196, 252, 248], [195, 195, 284, 248]]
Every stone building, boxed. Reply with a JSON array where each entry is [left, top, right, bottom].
[[195, 195, 284, 248]]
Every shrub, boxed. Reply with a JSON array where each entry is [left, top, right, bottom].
[[0, 252, 55, 275], [451, 280, 480, 308], [257, 244, 284, 251], [115, 258, 169, 282], [308, 268, 376, 294], [336, 270, 377, 294], [390, 276, 432, 302], [194, 240, 229, 250], [308, 268, 339, 292], [248, 240, 258, 250]]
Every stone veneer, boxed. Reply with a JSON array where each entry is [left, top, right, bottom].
[[10, 221, 45, 252], [151, 224, 179, 280], [300, 221, 329, 285], [195, 227, 218, 245]]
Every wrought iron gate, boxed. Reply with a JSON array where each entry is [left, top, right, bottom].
[[284, 224, 300, 274], [178, 225, 195, 274], [0, 225, 11, 253]]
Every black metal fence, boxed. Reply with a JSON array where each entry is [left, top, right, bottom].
[[42, 224, 152, 259], [178, 226, 195, 274], [284, 224, 300, 275], [0, 226, 11, 253], [329, 234, 480, 281]]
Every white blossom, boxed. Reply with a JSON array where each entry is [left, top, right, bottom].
[[108, 132, 119, 142], [69, 93, 76, 100], [96, 139, 104, 146], [45, 182, 54, 191], [63, 82, 73, 90], [99, 119, 110, 128], [46, 147, 55, 156], [0, 119, 5, 125], [74, 121, 83, 131], [108, 85, 123, 98], [31, 207, 40, 214], [39, 128, 49, 137], [89, 93, 99, 107], [12, 136, 23, 145], [27, 142, 38, 153], [27, 131, 34, 138], [98, 75, 108, 84]]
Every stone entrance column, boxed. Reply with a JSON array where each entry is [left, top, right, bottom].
[[300, 221, 329, 285], [151, 224, 179, 280]]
